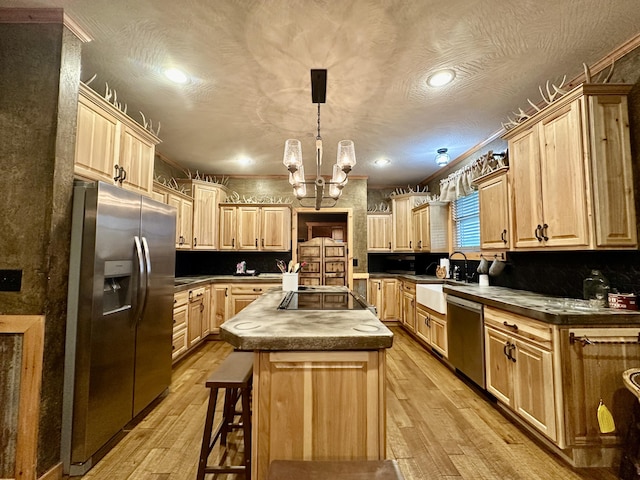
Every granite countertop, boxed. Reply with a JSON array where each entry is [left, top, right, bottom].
[[174, 274, 284, 291], [443, 283, 640, 325], [220, 286, 394, 351]]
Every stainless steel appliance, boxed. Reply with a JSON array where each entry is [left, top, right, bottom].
[[446, 295, 485, 389], [61, 181, 176, 475]]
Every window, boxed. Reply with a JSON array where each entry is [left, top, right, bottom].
[[452, 191, 480, 250]]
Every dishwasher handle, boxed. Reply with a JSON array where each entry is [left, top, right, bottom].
[[446, 295, 483, 313]]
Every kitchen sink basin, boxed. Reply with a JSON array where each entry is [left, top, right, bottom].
[[416, 284, 446, 314]]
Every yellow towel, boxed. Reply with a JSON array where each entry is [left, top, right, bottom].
[[597, 399, 615, 434]]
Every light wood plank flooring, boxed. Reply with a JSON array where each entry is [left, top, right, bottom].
[[78, 327, 619, 480]]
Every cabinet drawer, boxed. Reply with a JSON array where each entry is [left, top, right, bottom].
[[402, 282, 416, 294], [172, 326, 188, 361], [230, 284, 277, 295], [174, 290, 188, 308], [173, 303, 187, 330], [484, 306, 552, 347], [188, 286, 206, 301]]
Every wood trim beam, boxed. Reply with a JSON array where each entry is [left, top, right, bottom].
[[0, 8, 92, 42]]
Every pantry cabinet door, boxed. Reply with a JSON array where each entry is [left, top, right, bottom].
[[538, 101, 589, 248]]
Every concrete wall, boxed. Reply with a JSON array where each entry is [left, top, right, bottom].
[[0, 18, 81, 476]]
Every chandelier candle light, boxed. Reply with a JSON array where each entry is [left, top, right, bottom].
[[283, 69, 356, 210]]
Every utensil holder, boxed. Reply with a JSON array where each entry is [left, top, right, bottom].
[[282, 273, 299, 292]]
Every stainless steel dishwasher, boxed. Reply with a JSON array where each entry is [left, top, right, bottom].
[[446, 295, 485, 389]]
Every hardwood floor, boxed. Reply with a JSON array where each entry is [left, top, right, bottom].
[[78, 327, 619, 480]]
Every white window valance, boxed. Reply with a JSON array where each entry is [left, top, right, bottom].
[[438, 150, 508, 202]]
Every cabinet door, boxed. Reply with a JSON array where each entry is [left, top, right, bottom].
[[230, 294, 258, 315], [392, 198, 412, 251], [168, 195, 183, 248], [368, 280, 382, 318], [119, 126, 154, 195], [74, 98, 119, 184], [510, 127, 544, 248], [180, 199, 193, 249], [478, 173, 510, 249], [192, 186, 219, 250], [538, 101, 589, 248], [416, 307, 431, 345], [187, 298, 203, 347], [238, 206, 260, 250], [401, 291, 415, 332], [367, 215, 392, 251], [512, 340, 557, 441], [211, 284, 229, 333], [484, 326, 513, 405], [380, 279, 399, 321], [219, 206, 237, 250], [429, 311, 447, 357], [201, 286, 211, 337], [419, 207, 430, 251], [261, 206, 290, 251], [411, 210, 421, 251]]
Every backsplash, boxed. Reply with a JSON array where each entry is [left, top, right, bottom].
[[176, 251, 292, 277]]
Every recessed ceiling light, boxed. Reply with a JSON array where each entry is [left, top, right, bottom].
[[237, 156, 254, 166], [164, 68, 189, 84], [374, 157, 391, 167], [427, 69, 456, 87]]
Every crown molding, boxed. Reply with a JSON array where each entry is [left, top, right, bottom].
[[0, 8, 92, 42]]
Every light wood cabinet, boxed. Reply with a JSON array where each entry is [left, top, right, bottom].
[[412, 202, 449, 253], [210, 284, 229, 334], [74, 83, 159, 196], [367, 214, 392, 252], [475, 167, 511, 250], [253, 350, 387, 480], [368, 278, 399, 321], [400, 281, 416, 332], [219, 204, 291, 251], [202, 285, 211, 337], [484, 306, 557, 442], [167, 193, 193, 249], [172, 291, 189, 362], [391, 194, 430, 252], [504, 84, 636, 250], [229, 283, 279, 316], [187, 287, 206, 348], [416, 304, 448, 357], [176, 180, 227, 250]]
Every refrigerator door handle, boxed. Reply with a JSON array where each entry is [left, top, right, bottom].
[[133, 236, 147, 324], [140, 236, 152, 321]]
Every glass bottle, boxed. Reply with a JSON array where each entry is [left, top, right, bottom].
[[583, 270, 610, 308]]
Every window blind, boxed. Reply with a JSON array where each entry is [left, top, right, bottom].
[[452, 191, 480, 250]]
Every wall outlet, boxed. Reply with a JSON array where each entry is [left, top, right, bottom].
[[353, 258, 358, 267], [0, 269, 22, 292]]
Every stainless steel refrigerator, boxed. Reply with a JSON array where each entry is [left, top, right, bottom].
[[62, 181, 176, 475]]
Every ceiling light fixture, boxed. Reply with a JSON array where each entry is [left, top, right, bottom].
[[427, 69, 455, 87], [283, 69, 356, 210], [435, 148, 450, 166], [164, 68, 188, 84], [374, 158, 391, 167]]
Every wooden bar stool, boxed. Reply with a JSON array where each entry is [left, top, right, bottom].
[[267, 460, 406, 480], [197, 351, 253, 480]]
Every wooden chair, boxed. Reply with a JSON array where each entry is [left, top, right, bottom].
[[266, 459, 406, 480], [196, 351, 253, 480]]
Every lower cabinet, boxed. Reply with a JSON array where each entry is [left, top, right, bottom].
[[172, 290, 189, 362], [400, 281, 416, 332], [187, 287, 207, 348], [484, 306, 557, 442], [416, 304, 448, 358], [229, 283, 279, 316], [367, 278, 399, 321], [210, 283, 229, 334]]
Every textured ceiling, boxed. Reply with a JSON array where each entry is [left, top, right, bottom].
[[5, 0, 640, 185]]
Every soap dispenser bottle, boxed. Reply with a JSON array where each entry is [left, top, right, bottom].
[[583, 270, 610, 308]]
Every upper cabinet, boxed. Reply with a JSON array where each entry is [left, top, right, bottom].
[[367, 213, 392, 252], [219, 204, 291, 251], [503, 84, 636, 250], [391, 194, 431, 252], [412, 202, 449, 253], [177, 180, 227, 250], [74, 83, 159, 196], [475, 167, 511, 250]]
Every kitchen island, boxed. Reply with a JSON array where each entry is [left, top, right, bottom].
[[220, 286, 393, 480]]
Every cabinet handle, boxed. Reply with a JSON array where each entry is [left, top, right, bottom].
[[194, 237, 198, 247], [418, 240, 422, 249], [388, 242, 392, 250], [542, 223, 549, 241], [253, 288, 262, 292], [232, 238, 235, 247], [509, 344, 517, 362], [378, 282, 381, 290], [114, 164, 121, 182], [503, 321, 519, 331], [174, 299, 177, 304], [200, 304, 204, 312], [225, 288, 228, 297], [501, 229, 507, 243], [503, 342, 510, 359], [261, 238, 265, 247], [196, 293, 203, 297], [409, 241, 412, 248], [119, 166, 126, 184], [534, 225, 543, 242], [255, 238, 258, 247]]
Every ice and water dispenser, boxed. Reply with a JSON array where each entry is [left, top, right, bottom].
[[103, 260, 133, 315]]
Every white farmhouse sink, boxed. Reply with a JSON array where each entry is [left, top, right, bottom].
[[416, 284, 446, 314]]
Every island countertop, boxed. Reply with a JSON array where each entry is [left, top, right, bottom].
[[220, 286, 394, 351]]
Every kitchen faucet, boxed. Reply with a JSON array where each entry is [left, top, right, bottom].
[[449, 251, 472, 283]]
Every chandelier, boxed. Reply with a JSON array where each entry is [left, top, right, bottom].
[[283, 69, 356, 210]]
